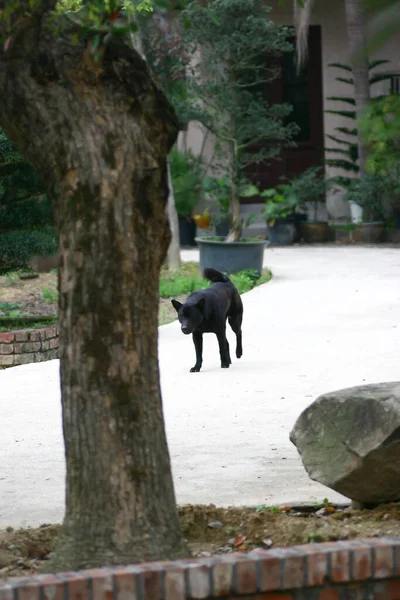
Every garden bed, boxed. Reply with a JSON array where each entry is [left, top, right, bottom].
[[1, 502, 400, 579], [0, 263, 272, 330]]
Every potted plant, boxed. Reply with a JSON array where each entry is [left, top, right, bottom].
[[180, 0, 297, 273], [285, 166, 331, 243], [345, 174, 386, 243], [169, 148, 203, 248], [261, 185, 300, 245]]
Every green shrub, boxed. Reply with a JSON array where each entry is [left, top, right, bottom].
[[0, 229, 58, 273], [42, 286, 59, 303], [0, 196, 54, 231]]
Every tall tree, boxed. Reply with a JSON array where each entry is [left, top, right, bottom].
[[0, 0, 187, 570]]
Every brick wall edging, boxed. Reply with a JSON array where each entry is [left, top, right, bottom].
[[1, 537, 400, 599], [0, 325, 59, 368]]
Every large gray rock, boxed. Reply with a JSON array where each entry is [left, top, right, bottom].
[[290, 382, 400, 504]]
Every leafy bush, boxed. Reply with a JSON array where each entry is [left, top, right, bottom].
[[160, 266, 271, 298], [0, 196, 54, 231], [346, 174, 387, 222], [0, 229, 58, 273]]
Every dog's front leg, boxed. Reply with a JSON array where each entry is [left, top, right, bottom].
[[216, 329, 230, 368], [190, 331, 203, 372]]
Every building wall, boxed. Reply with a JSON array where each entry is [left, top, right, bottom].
[[181, 0, 400, 193]]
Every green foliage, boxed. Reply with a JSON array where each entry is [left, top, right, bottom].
[[325, 60, 391, 187], [42, 286, 59, 303], [346, 173, 387, 222], [285, 166, 331, 222], [169, 149, 203, 217], [160, 265, 271, 298], [159, 271, 209, 297], [0, 302, 23, 317], [360, 94, 400, 201], [0, 229, 58, 273], [261, 186, 299, 225], [179, 0, 298, 238]]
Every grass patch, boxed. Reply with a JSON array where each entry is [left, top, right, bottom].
[[42, 286, 58, 303], [0, 315, 58, 332], [159, 262, 272, 325]]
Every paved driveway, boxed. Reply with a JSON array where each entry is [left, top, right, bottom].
[[1, 246, 400, 527]]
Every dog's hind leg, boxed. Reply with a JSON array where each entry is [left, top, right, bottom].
[[229, 313, 243, 359], [216, 327, 230, 368], [190, 331, 203, 372], [225, 337, 232, 364]]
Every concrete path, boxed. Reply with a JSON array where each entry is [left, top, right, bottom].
[[1, 246, 400, 528]]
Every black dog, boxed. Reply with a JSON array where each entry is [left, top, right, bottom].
[[171, 268, 243, 372]]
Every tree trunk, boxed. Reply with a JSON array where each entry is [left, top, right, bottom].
[[0, 11, 187, 570], [166, 160, 181, 270], [344, 0, 370, 177]]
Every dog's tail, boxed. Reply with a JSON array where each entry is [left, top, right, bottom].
[[203, 268, 231, 284]]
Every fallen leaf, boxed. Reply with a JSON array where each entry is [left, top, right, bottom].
[[234, 535, 246, 547]]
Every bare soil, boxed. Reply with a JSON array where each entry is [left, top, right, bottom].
[[1, 503, 400, 579]]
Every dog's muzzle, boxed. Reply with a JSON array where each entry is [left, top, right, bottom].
[[181, 325, 191, 335]]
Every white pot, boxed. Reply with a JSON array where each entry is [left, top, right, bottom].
[[349, 200, 363, 224]]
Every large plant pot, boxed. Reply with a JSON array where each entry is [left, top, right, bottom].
[[393, 206, 400, 229], [300, 222, 329, 243], [267, 218, 296, 246], [196, 237, 267, 275], [349, 201, 363, 224], [178, 217, 197, 248], [359, 222, 385, 243]]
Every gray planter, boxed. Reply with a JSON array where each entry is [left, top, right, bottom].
[[196, 237, 267, 275]]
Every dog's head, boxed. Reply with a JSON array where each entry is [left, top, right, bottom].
[[171, 298, 205, 335]]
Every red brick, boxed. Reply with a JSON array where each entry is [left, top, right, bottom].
[[282, 550, 305, 589], [373, 544, 394, 579], [316, 589, 341, 600], [330, 548, 350, 583], [12, 580, 41, 600], [114, 568, 138, 600], [235, 558, 257, 594], [13, 353, 35, 365], [41, 340, 50, 351], [59, 572, 89, 600], [84, 569, 113, 600], [15, 331, 28, 342], [388, 579, 400, 600], [0, 333, 14, 343], [373, 581, 391, 600], [39, 574, 64, 600], [49, 338, 59, 350], [0, 344, 13, 354], [258, 550, 283, 592], [164, 567, 185, 600], [187, 563, 210, 599], [212, 560, 233, 597], [0, 584, 13, 600], [0, 355, 14, 366], [141, 567, 162, 600], [304, 547, 329, 587], [45, 327, 57, 339], [352, 544, 372, 581], [29, 331, 40, 342]]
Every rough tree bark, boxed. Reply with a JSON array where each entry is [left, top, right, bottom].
[[0, 3, 187, 570], [344, 0, 370, 177]]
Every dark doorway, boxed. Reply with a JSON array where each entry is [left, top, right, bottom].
[[244, 25, 324, 201]]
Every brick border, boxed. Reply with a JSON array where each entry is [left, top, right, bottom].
[[1, 538, 400, 599], [0, 326, 59, 368]]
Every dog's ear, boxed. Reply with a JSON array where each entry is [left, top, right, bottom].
[[171, 299, 182, 313], [196, 298, 205, 312]]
